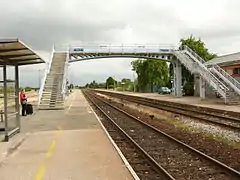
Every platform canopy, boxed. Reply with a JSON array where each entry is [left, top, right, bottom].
[[0, 38, 45, 66]]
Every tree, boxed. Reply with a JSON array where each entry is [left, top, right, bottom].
[[88, 80, 98, 88], [25, 87, 32, 92], [121, 78, 133, 91], [131, 59, 169, 92], [180, 35, 217, 61], [106, 77, 116, 89], [131, 59, 146, 91]]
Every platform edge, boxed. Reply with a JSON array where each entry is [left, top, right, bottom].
[[88, 104, 140, 180]]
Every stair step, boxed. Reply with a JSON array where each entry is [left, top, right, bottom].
[[44, 82, 61, 84], [41, 95, 62, 98], [44, 83, 60, 85], [40, 101, 64, 104], [39, 101, 64, 104], [39, 102, 64, 105], [38, 106, 64, 110], [42, 94, 60, 97], [44, 85, 60, 88], [40, 99, 64, 102], [42, 95, 62, 98], [46, 75, 64, 77], [42, 92, 62, 95], [42, 90, 60, 93], [44, 85, 60, 87], [46, 77, 63, 79]]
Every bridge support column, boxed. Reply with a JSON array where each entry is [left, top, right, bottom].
[[173, 59, 182, 97], [199, 75, 206, 99]]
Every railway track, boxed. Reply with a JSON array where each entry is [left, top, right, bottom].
[[84, 90, 240, 180], [93, 90, 240, 131], [84, 91, 174, 180]]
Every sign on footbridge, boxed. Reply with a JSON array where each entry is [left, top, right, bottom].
[[66, 44, 177, 62]]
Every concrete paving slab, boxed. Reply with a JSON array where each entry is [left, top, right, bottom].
[[0, 90, 135, 180], [0, 131, 59, 180], [41, 129, 133, 180]]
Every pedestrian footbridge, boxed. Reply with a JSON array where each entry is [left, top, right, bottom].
[[38, 44, 240, 109]]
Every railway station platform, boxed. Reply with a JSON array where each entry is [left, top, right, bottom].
[[0, 90, 136, 180], [98, 90, 240, 113]]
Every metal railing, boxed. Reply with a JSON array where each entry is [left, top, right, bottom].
[[38, 46, 55, 106], [182, 45, 205, 64], [61, 52, 69, 100], [69, 44, 176, 54], [173, 51, 193, 71], [211, 64, 240, 95], [194, 64, 228, 98]]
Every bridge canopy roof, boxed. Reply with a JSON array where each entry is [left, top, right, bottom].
[[205, 52, 240, 66], [0, 38, 45, 66]]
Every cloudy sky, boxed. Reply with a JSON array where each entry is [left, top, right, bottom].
[[1, 0, 240, 87]]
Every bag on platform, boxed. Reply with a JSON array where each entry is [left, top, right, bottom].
[[26, 104, 33, 115]]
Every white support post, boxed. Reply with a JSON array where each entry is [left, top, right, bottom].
[[15, 65, 20, 131], [199, 75, 206, 99], [173, 60, 182, 97], [3, 65, 8, 141]]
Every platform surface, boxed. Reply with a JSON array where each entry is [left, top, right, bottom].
[[0, 90, 134, 180], [99, 90, 240, 113]]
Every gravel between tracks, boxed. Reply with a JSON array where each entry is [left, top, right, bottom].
[[180, 118, 240, 142], [90, 92, 239, 180]]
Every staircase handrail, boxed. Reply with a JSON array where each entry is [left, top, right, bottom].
[[182, 48, 229, 97], [182, 45, 229, 92], [184, 50, 229, 89], [61, 51, 69, 100], [175, 50, 228, 92], [174, 50, 227, 99], [182, 45, 205, 64], [173, 51, 193, 71], [212, 64, 240, 93], [195, 63, 229, 91], [38, 45, 55, 106]]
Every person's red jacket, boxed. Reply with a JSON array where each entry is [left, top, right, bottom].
[[20, 93, 27, 102]]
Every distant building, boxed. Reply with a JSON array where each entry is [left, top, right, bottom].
[[205, 52, 240, 81]]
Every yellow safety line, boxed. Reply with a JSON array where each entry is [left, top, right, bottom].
[[35, 92, 75, 179], [65, 93, 76, 114], [34, 129, 61, 180], [35, 164, 46, 180]]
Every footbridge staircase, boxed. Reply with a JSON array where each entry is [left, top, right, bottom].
[[174, 45, 240, 104], [38, 48, 68, 110]]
